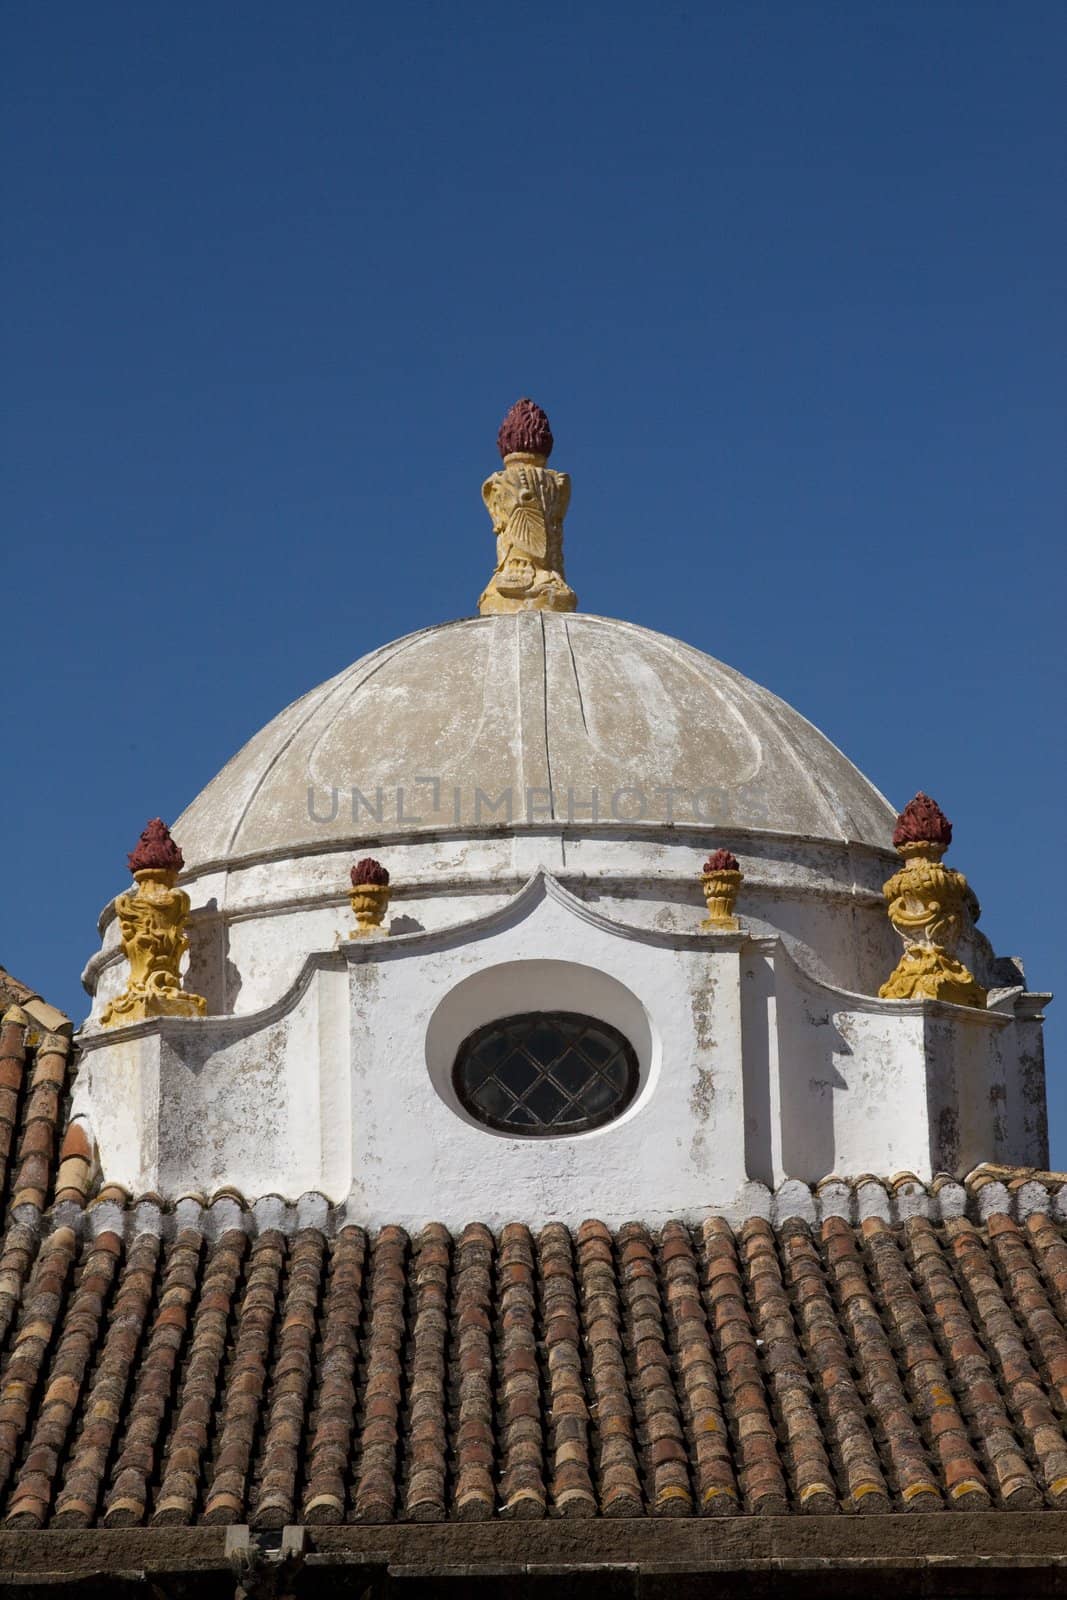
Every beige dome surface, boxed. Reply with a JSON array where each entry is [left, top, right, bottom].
[[173, 612, 896, 870]]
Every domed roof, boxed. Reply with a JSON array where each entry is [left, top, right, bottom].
[[173, 612, 895, 871]]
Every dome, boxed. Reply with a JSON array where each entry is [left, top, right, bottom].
[[76, 401, 1046, 1277], [174, 611, 895, 867]]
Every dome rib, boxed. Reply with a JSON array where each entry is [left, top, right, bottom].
[[172, 613, 896, 870]]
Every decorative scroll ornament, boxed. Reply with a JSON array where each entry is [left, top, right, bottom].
[[478, 398, 577, 615], [701, 849, 743, 931], [878, 794, 986, 1007], [101, 820, 207, 1026], [349, 857, 390, 937]]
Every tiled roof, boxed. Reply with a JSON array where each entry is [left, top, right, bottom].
[[2, 1004, 1067, 1535]]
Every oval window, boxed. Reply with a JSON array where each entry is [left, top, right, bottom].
[[452, 1011, 639, 1136]]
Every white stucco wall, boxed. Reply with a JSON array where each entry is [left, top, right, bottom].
[[74, 872, 1049, 1225], [83, 824, 904, 1023]]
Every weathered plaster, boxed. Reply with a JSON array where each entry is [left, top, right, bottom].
[[74, 873, 1049, 1222]]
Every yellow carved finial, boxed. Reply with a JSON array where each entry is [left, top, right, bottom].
[[701, 850, 743, 931], [478, 398, 577, 615], [349, 858, 390, 937], [101, 820, 207, 1026], [878, 794, 986, 1008]]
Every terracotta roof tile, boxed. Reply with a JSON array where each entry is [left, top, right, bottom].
[[658, 1219, 737, 1515], [150, 1227, 247, 1526], [738, 1216, 836, 1513], [906, 1215, 1041, 1507], [53, 1229, 163, 1528], [949, 1214, 1067, 1503], [861, 1216, 990, 1507], [819, 1213, 941, 1507], [496, 1221, 546, 1519], [5, 1228, 122, 1528], [617, 1221, 690, 1516], [700, 1216, 789, 1513], [352, 1224, 409, 1522], [401, 1222, 450, 1522], [449, 1221, 496, 1520], [251, 1227, 326, 1529], [537, 1222, 596, 1517], [101, 1225, 202, 1527], [0, 1202, 1063, 1527], [777, 1219, 889, 1511], [0, 1036, 1062, 1535], [576, 1217, 643, 1516], [203, 1228, 285, 1524]]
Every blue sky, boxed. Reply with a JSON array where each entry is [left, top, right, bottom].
[[3, 4, 1065, 1153]]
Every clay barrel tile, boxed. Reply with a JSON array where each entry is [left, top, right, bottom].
[[777, 1220, 888, 1512], [5, 1231, 121, 1527], [203, 1230, 286, 1524], [576, 1220, 642, 1516], [54, 1230, 162, 1527], [302, 1226, 367, 1524], [10, 1033, 71, 1213], [251, 1229, 326, 1529], [0, 1226, 78, 1498], [699, 1218, 788, 1514], [948, 1214, 1067, 1505], [860, 1218, 989, 1508], [150, 1228, 247, 1526], [0, 1013, 28, 1202], [537, 1222, 596, 1518], [657, 1221, 738, 1517], [352, 1225, 409, 1523], [448, 1222, 496, 1521], [818, 1215, 941, 1509], [497, 1222, 546, 1520], [101, 1228, 203, 1527], [738, 1217, 837, 1515], [402, 1223, 451, 1523], [54, 1121, 95, 1209], [617, 1222, 691, 1517]]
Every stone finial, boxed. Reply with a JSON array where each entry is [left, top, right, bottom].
[[479, 398, 577, 616], [101, 820, 206, 1026], [892, 792, 952, 856], [351, 857, 389, 887], [703, 849, 740, 874], [879, 792, 985, 1008], [128, 817, 185, 875], [701, 850, 742, 931], [497, 397, 554, 461], [349, 858, 390, 937]]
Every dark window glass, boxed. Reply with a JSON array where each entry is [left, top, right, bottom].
[[452, 1012, 639, 1136]]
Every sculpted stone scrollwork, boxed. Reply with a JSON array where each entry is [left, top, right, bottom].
[[101, 820, 207, 1026], [478, 398, 577, 615], [878, 794, 986, 1008]]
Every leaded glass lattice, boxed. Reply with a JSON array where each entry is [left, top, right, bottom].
[[452, 1011, 639, 1135]]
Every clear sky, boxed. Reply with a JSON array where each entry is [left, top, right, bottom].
[[3, 4, 1065, 1152]]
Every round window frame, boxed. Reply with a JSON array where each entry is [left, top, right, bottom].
[[451, 1009, 640, 1139]]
